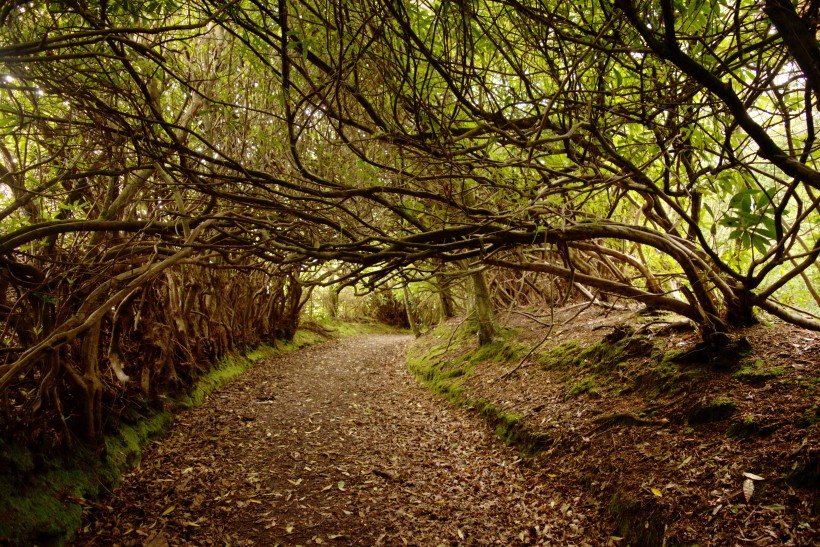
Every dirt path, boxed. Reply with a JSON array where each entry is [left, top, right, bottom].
[[75, 335, 603, 546], [75, 335, 605, 546]]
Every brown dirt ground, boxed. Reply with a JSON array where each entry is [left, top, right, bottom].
[[425, 306, 819, 546], [74, 334, 601, 546], [74, 309, 819, 546]]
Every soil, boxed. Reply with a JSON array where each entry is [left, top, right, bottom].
[[74, 334, 599, 546], [74, 311, 820, 546]]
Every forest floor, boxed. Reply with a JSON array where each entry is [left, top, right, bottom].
[[73, 310, 819, 546], [405, 307, 819, 546], [75, 333, 600, 546]]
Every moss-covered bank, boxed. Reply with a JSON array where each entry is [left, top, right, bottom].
[[406, 324, 554, 454]]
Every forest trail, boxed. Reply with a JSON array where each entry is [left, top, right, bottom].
[[76, 335, 601, 546]]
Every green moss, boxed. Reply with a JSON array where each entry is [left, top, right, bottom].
[[726, 414, 780, 438], [566, 376, 599, 399], [472, 399, 551, 453], [409, 331, 550, 454], [0, 438, 34, 475], [538, 341, 581, 370], [407, 342, 473, 405], [733, 359, 786, 383], [245, 343, 278, 362], [0, 487, 83, 546], [659, 349, 685, 365], [104, 410, 173, 476], [797, 376, 819, 394], [577, 336, 651, 371], [0, 440, 110, 545], [797, 406, 819, 429], [465, 337, 524, 364], [634, 348, 705, 399]]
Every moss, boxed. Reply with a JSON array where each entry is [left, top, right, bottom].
[[0, 440, 107, 545], [245, 343, 278, 362], [726, 414, 780, 438], [473, 399, 551, 453], [408, 345, 473, 405], [0, 438, 34, 475], [798, 375, 819, 392], [576, 336, 652, 372], [688, 398, 737, 425], [0, 487, 83, 546], [104, 410, 173, 476], [797, 406, 819, 429], [538, 341, 582, 370], [541, 337, 656, 399], [409, 330, 551, 454], [566, 376, 600, 399], [465, 337, 525, 365], [733, 359, 786, 384], [633, 348, 706, 399]]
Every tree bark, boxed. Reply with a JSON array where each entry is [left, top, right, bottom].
[[470, 270, 495, 346]]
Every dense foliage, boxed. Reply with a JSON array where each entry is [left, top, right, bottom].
[[1, 0, 819, 445]]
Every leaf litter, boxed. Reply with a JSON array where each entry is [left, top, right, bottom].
[[75, 334, 600, 545]]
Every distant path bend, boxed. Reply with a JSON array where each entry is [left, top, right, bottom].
[[78, 334, 592, 545]]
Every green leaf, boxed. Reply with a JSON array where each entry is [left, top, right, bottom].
[[751, 234, 768, 255], [728, 189, 756, 214], [740, 231, 751, 249]]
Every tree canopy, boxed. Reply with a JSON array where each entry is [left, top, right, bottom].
[[1, 0, 819, 443]]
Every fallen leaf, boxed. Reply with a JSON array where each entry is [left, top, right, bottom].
[[285, 524, 294, 533], [160, 505, 175, 517], [743, 478, 754, 502], [650, 488, 662, 498], [743, 472, 764, 481], [337, 480, 345, 491], [287, 478, 303, 486]]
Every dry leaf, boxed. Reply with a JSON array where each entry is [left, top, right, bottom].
[[743, 472, 764, 481], [160, 505, 175, 516], [650, 487, 662, 498], [743, 478, 754, 502]]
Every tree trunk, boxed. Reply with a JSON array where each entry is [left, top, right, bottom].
[[470, 270, 495, 345], [436, 272, 457, 320], [403, 285, 421, 338]]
